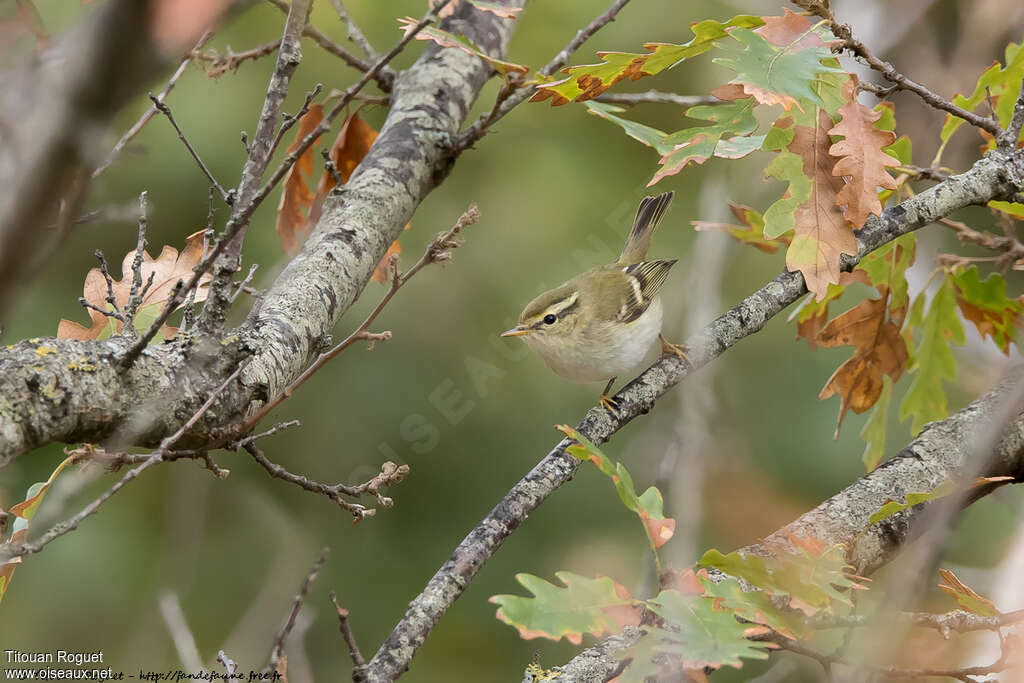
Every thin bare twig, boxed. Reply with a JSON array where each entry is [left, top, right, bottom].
[[231, 419, 300, 451], [939, 217, 1024, 270], [243, 204, 479, 428], [897, 164, 952, 182], [239, 0, 457, 245], [456, 0, 635, 151], [69, 443, 229, 479], [268, 84, 323, 163], [192, 41, 280, 78], [94, 251, 124, 320], [149, 94, 231, 203], [122, 191, 149, 329], [119, 280, 184, 368], [769, 632, 1013, 681], [593, 91, 722, 107], [329, 0, 381, 61], [199, 0, 313, 333], [320, 148, 343, 185], [229, 264, 260, 303], [243, 445, 408, 521], [264, 0, 396, 91], [93, 31, 213, 178], [329, 591, 368, 682], [794, 1, 1004, 138], [811, 608, 1024, 638], [0, 364, 246, 562], [268, 548, 328, 674]]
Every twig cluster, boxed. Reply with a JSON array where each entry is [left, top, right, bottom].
[[243, 203, 480, 429]]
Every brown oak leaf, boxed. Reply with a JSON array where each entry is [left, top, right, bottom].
[[816, 289, 909, 436], [788, 110, 858, 299], [755, 8, 833, 49], [828, 80, 899, 226], [276, 104, 324, 253], [58, 231, 210, 341]]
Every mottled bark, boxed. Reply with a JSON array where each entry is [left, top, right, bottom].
[[363, 148, 1024, 681], [0, 1, 525, 462], [530, 371, 1024, 681]]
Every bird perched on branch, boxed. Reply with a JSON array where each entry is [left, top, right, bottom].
[[502, 192, 688, 412]]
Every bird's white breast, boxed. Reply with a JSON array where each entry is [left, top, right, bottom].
[[524, 297, 663, 383]]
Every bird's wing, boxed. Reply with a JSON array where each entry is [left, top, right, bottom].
[[588, 260, 677, 323]]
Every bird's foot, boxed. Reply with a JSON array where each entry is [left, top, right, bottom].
[[599, 377, 619, 415], [599, 393, 620, 415], [660, 334, 691, 364]]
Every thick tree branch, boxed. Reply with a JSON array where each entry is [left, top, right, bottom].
[[240, 2, 522, 403], [362, 148, 1024, 680], [0, 0, 523, 462], [528, 371, 1024, 681]]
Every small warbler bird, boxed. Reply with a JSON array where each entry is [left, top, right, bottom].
[[501, 192, 687, 411]]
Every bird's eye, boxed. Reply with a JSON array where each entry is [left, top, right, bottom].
[[543, 313, 557, 325]]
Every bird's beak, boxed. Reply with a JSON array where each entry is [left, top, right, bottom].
[[501, 325, 532, 338]]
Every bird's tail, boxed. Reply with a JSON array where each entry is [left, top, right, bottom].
[[618, 192, 674, 265]]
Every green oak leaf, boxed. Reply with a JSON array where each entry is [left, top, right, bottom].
[[762, 147, 812, 238], [651, 98, 758, 184], [860, 375, 893, 472], [490, 572, 640, 644], [713, 28, 845, 112], [950, 266, 1022, 354], [532, 15, 764, 105], [899, 277, 965, 435], [868, 480, 955, 525], [556, 425, 675, 550], [643, 590, 773, 669]]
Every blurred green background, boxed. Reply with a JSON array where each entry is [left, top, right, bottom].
[[2, 0, 1024, 681]]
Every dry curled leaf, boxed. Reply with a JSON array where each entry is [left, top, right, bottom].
[[787, 110, 858, 299], [276, 105, 324, 253], [57, 231, 210, 341], [309, 111, 377, 224], [828, 79, 899, 226], [816, 289, 908, 436]]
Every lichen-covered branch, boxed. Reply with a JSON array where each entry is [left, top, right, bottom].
[[240, 2, 523, 401], [0, 1, 524, 462], [524, 371, 1024, 681], [362, 148, 1024, 680]]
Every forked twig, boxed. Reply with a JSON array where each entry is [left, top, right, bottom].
[[243, 204, 479, 428]]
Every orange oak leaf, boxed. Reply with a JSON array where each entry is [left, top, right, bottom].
[[276, 104, 324, 253], [793, 270, 870, 348], [828, 80, 899, 226], [787, 110, 858, 299], [57, 231, 210, 341], [709, 83, 748, 102], [310, 111, 377, 224], [816, 290, 909, 436], [755, 8, 832, 49]]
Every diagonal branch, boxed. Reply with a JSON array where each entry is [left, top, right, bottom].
[[201, 0, 312, 333], [362, 148, 1024, 681], [792, 0, 1003, 138], [521, 370, 1024, 682]]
